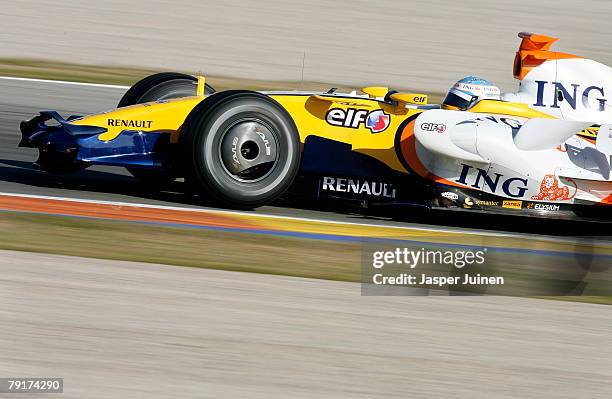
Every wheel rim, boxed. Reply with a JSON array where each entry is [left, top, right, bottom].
[[219, 118, 279, 182]]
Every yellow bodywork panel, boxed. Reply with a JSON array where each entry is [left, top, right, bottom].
[[361, 86, 389, 98], [268, 94, 420, 173], [196, 76, 206, 97], [390, 93, 428, 105], [469, 100, 556, 119], [69, 92, 560, 176], [72, 96, 203, 142], [70, 92, 421, 173], [310, 95, 374, 108], [66, 90, 572, 177]]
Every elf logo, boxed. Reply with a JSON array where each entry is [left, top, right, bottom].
[[326, 108, 390, 133], [420, 122, 446, 133]]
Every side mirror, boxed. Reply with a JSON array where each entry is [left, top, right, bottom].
[[390, 93, 428, 107], [196, 75, 207, 97], [361, 86, 389, 99]]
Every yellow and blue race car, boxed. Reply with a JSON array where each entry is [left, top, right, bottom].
[[19, 33, 612, 218]]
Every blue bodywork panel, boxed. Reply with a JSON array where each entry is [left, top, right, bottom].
[[302, 135, 392, 178], [76, 130, 168, 167], [19, 111, 169, 168]]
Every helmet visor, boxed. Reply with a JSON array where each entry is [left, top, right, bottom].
[[443, 89, 476, 111]]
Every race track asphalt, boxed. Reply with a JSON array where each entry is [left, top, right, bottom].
[[0, 77, 610, 238], [1, 250, 610, 399]]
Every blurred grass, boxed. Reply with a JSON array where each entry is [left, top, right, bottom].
[[0, 58, 355, 91], [541, 296, 612, 305], [0, 212, 610, 304], [0, 212, 360, 282], [0, 58, 445, 101], [0, 59, 157, 86]]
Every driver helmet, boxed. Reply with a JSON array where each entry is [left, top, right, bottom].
[[442, 76, 501, 110]]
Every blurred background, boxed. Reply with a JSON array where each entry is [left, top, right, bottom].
[[1, 1, 612, 398], [2, 0, 612, 92]]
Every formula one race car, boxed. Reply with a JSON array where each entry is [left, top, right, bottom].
[[19, 33, 612, 219]]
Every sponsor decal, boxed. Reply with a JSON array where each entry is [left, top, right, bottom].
[[334, 101, 372, 107], [475, 200, 499, 207], [231, 136, 240, 165], [502, 200, 522, 209], [462, 198, 499, 207], [459, 84, 500, 96], [458, 116, 522, 130], [577, 126, 599, 143], [441, 191, 459, 201], [254, 127, 272, 156], [326, 108, 390, 133], [534, 203, 561, 212], [420, 122, 446, 133], [533, 81, 607, 111], [531, 175, 577, 201], [321, 176, 396, 198], [455, 164, 528, 198], [107, 119, 153, 129], [454, 78, 501, 96], [365, 110, 390, 133]]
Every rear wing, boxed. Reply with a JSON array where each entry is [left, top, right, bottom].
[[513, 32, 580, 80]]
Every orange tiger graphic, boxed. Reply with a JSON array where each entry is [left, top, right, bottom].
[[531, 175, 575, 201]]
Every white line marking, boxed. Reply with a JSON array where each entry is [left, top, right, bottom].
[[0, 76, 129, 90], [1, 191, 480, 234], [0, 191, 603, 245]]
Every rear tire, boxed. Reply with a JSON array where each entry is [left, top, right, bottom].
[[118, 72, 215, 185], [118, 72, 214, 107], [180, 92, 301, 209]]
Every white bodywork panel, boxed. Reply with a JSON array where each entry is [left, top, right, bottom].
[[414, 109, 612, 204], [412, 50, 612, 205], [514, 58, 612, 123]]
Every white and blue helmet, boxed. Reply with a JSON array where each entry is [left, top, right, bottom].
[[442, 76, 501, 110]]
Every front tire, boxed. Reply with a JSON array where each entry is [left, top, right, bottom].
[[181, 92, 301, 209]]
